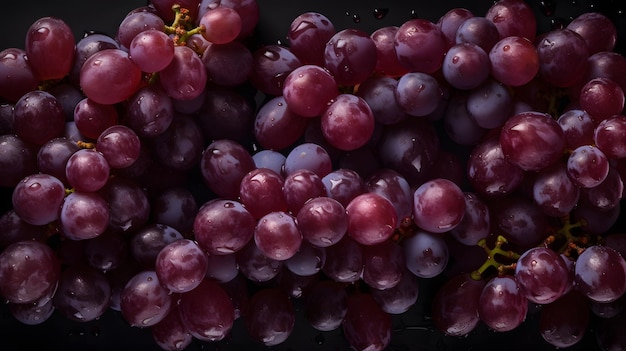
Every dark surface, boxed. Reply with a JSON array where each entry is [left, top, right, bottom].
[[1, 0, 626, 350]]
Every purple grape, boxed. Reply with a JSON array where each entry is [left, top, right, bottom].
[[25, 17, 74, 80], [282, 64, 338, 118], [432, 273, 485, 336], [239, 167, 287, 219], [54, 264, 111, 322], [370, 26, 408, 78], [199, 6, 241, 44], [535, 28, 589, 88], [254, 95, 307, 151], [12, 173, 65, 226], [321, 93, 375, 151], [532, 163, 580, 217], [283, 142, 332, 177], [161, 45, 207, 101], [151, 303, 193, 351], [296, 196, 347, 248], [13, 90, 65, 145], [539, 291, 590, 348], [478, 275, 528, 332], [120, 270, 172, 327], [60, 191, 110, 240], [286, 12, 336, 66], [557, 109, 596, 149], [404, 230, 449, 278], [194, 198, 255, 255], [346, 192, 396, 246], [321, 168, 366, 208], [394, 18, 447, 74], [322, 236, 363, 283], [236, 240, 283, 283], [80, 49, 143, 105], [178, 277, 234, 341], [303, 280, 347, 331], [283, 168, 326, 214], [449, 192, 490, 246], [515, 247, 570, 304], [0, 48, 38, 102], [342, 293, 391, 351], [575, 245, 626, 303], [442, 42, 490, 90], [566, 145, 610, 188], [362, 239, 405, 290], [567, 12, 617, 54], [323, 28, 377, 86], [413, 178, 465, 233], [201, 41, 252, 87], [125, 84, 175, 138], [250, 45, 302, 96], [579, 77, 625, 122], [254, 211, 302, 261], [0, 135, 38, 188], [200, 139, 256, 199], [485, 0, 536, 40], [155, 239, 208, 293], [455, 16, 500, 52], [244, 288, 295, 346], [356, 76, 407, 125], [129, 29, 175, 73], [437, 7, 474, 47]]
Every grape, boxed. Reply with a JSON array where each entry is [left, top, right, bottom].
[[404, 230, 449, 278], [53, 264, 111, 322], [443, 92, 488, 145], [60, 191, 110, 240], [69, 33, 120, 85], [413, 178, 465, 233], [442, 42, 490, 90], [286, 12, 336, 67], [437, 8, 474, 47], [0, 240, 60, 304], [499, 111, 565, 171], [366, 168, 413, 225], [282, 169, 326, 214], [103, 176, 150, 232], [580, 167, 623, 211], [151, 187, 198, 234], [515, 247, 570, 304], [492, 194, 549, 249], [25, 17, 74, 81], [485, 0, 536, 40], [356, 76, 407, 125], [296, 196, 347, 248], [321, 168, 366, 207], [0, 135, 38, 188], [566, 145, 610, 188], [574, 245, 626, 303], [322, 236, 363, 283], [321, 93, 375, 151], [371, 269, 419, 314], [155, 239, 208, 293], [96, 125, 140, 169], [303, 280, 347, 331], [253, 95, 307, 151], [250, 45, 302, 96], [65, 148, 110, 192], [345, 192, 396, 246], [200, 139, 256, 199], [539, 291, 590, 348], [80, 48, 143, 105], [532, 163, 580, 217], [244, 288, 295, 346], [432, 273, 485, 336], [8, 297, 55, 326], [557, 109, 596, 149], [282, 64, 338, 117], [254, 211, 302, 261], [201, 41, 252, 87], [178, 277, 234, 342], [362, 239, 405, 290], [394, 18, 447, 74], [370, 26, 408, 78], [323, 28, 377, 86], [83, 230, 128, 271], [594, 115, 626, 159], [284, 241, 325, 277], [579, 77, 625, 122], [252, 149, 286, 175], [199, 6, 241, 44], [0, 210, 47, 249], [478, 275, 528, 332], [197, 88, 255, 145], [193, 198, 255, 255], [13, 90, 65, 145], [130, 224, 184, 269], [0, 48, 38, 102], [236, 240, 282, 282], [125, 85, 174, 138], [342, 293, 391, 351], [283, 142, 332, 177], [150, 114, 203, 170], [449, 192, 490, 246], [161, 45, 207, 100], [395, 72, 442, 117], [239, 167, 287, 219], [489, 36, 539, 87], [129, 29, 175, 73], [12, 173, 65, 226], [455, 16, 500, 52], [566, 12, 617, 54], [151, 303, 193, 351], [120, 270, 172, 327], [535, 28, 589, 88]]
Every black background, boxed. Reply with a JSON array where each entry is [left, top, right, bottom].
[[1, 0, 625, 350]]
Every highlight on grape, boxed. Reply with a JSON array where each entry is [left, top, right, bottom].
[[1, 0, 626, 350]]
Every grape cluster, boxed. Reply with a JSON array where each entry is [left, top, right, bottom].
[[1, 0, 626, 350]]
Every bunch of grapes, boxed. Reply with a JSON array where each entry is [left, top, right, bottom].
[[0, 0, 625, 350]]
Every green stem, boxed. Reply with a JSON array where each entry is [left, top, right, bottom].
[[470, 235, 521, 280]]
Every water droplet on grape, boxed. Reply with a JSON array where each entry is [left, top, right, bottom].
[[503, 45, 510, 52]]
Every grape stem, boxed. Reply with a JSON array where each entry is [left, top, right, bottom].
[[470, 235, 521, 280], [163, 5, 204, 46], [76, 140, 95, 149]]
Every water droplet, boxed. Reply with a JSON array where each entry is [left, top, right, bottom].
[[352, 14, 361, 23], [539, 0, 555, 16], [503, 45, 510, 52], [224, 202, 235, 208], [373, 8, 389, 19], [410, 9, 418, 19]]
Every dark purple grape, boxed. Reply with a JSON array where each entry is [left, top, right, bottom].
[[515, 247, 570, 304], [404, 230, 449, 278], [13, 90, 65, 146], [485, 0, 536, 40], [323, 28, 377, 86], [575, 245, 626, 303], [0, 135, 38, 188], [432, 273, 485, 336], [303, 280, 347, 331], [296, 196, 348, 248], [254, 211, 302, 261], [25, 17, 74, 81], [194, 198, 255, 255], [413, 178, 465, 233], [244, 288, 295, 346], [155, 239, 208, 293], [478, 275, 528, 332], [286, 12, 336, 66], [200, 139, 256, 199], [346, 192, 396, 246], [342, 293, 391, 351], [120, 270, 171, 327], [539, 291, 590, 348], [0, 48, 38, 102]]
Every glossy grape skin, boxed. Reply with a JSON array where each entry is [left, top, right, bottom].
[[442, 42, 490, 90], [535, 28, 589, 88], [362, 239, 405, 290], [394, 18, 447, 74], [151, 304, 193, 351], [120, 270, 172, 327], [323, 28, 377, 86], [303, 280, 348, 331], [499, 111, 565, 171], [12, 173, 65, 226], [80, 49, 143, 105], [178, 277, 235, 342], [102, 176, 150, 233], [0, 48, 38, 102], [574, 245, 626, 303], [345, 192, 396, 246], [321, 168, 366, 207], [155, 239, 208, 293], [449, 192, 490, 246], [489, 36, 539, 87], [161, 45, 207, 101], [478, 275, 528, 332], [404, 230, 449, 278], [532, 163, 580, 217], [199, 6, 241, 44], [370, 26, 408, 78], [432, 273, 485, 336], [296, 196, 347, 248], [566, 145, 610, 189], [395, 72, 442, 117], [539, 291, 590, 348], [13, 90, 65, 146], [239, 168, 287, 219], [60, 191, 110, 240], [244, 288, 295, 346], [193, 199, 255, 255], [321, 93, 375, 151], [557, 109, 596, 149], [594, 115, 626, 159], [254, 211, 302, 261], [116, 10, 166, 48], [286, 12, 336, 67], [254, 95, 307, 151], [96, 125, 140, 169], [250, 45, 302, 96], [515, 247, 570, 304], [322, 236, 363, 283], [0, 240, 60, 304], [36, 137, 79, 185], [283, 169, 326, 214], [413, 178, 465, 233], [455, 16, 500, 52], [236, 240, 283, 283], [125, 85, 174, 139], [282, 64, 338, 117], [485, 0, 536, 40], [567, 12, 617, 54], [283, 142, 333, 177], [579, 77, 625, 122], [342, 293, 391, 351], [129, 29, 175, 73], [201, 41, 253, 87], [437, 7, 474, 47], [0, 135, 38, 188], [53, 265, 111, 322], [25, 17, 75, 81], [200, 139, 256, 199]]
